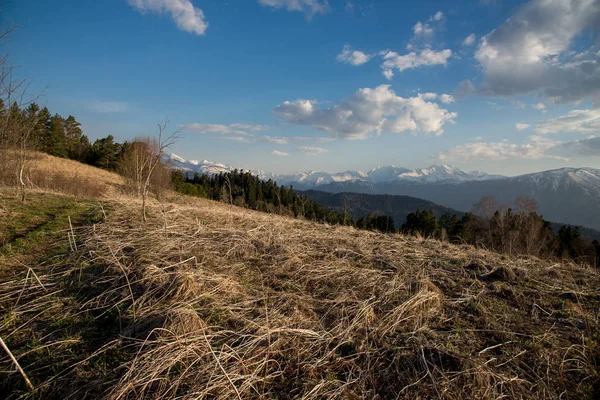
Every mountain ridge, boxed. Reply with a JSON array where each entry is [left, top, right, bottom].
[[168, 154, 600, 231], [168, 153, 506, 186]]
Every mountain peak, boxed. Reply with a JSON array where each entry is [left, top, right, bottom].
[[168, 153, 507, 186]]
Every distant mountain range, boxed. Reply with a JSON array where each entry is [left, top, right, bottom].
[[168, 154, 504, 185], [168, 154, 600, 231]]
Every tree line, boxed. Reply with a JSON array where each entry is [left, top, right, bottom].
[[400, 196, 600, 268], [172, 170, 354, 226], [1, 100, 127, 170]]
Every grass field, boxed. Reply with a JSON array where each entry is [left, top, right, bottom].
[[0, 156, 599, 399]]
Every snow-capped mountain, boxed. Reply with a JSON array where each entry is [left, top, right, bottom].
[[370, 166, 600, 230], [168, 154, 505, 187], [168, 153, 600, 229], [168, 154, 234, 176], [374, 165, 504, 184], [511, 167, 600, 196]]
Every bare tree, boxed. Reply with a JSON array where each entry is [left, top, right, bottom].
[[117, 120, 178, 222], [471, 196, 498, 218], [0, 23, 42, 201]]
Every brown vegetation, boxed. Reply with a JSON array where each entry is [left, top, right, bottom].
[[1, 173, 599, 398], [0, 150, 125, 198]]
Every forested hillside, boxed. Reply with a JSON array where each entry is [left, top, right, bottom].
[[301, 190, 461, 228]]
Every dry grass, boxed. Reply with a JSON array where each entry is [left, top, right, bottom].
[[0, 151, 125, 198], [1, 187, 599, 399]]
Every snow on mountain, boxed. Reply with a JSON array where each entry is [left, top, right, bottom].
[[168, 154, 234, 176], [367, 166, 412, 183], [394, 165, 505, 184], [513, 167, 600, 196], [167, 153, 506, 186]]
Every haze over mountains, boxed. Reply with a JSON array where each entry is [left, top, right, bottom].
[[170, 154, 600, 231]]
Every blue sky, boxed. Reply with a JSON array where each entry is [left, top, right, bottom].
[[4, 0, 600, 175]]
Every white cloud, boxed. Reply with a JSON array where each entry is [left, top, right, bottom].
[[271, 150, 290, 156], [127, 0, 208, 35], [336, 45, 372, 66], [412, 11, 444, 39], [409, 11, 445, 46], [516, 123, 530, 131], [463, 33, 476, 46], [431, 11, 444, 21], [439, 94, 455, 104], [382, 69, 394, 80], [474, 0, 600, 104], [298, 146, 329, 155], [258, 0, 330, 18], [438, 135, 566, 161], [417, 93, 454, 103], [456, 80, 476, 98], [536, 109, 600, 134], [419, 92, 437, 100], [180, 123, 269, 135], [413, 21, 434, 39], [88, 101, 129, 113], [274, 84, 457, 140], [381, 48, 452, 78]]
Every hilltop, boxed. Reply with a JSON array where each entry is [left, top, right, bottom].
[[0, 155, 599, 399]]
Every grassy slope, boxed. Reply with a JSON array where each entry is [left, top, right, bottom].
[[0, 155, 599, 399]]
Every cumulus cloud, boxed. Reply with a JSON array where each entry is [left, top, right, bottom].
[[382, 69, 394, 80], [298, 146, 329, 155], [418, 93, 454, 103], [274, 85, 457, 140], [381, 49, 452, 79], [431, 11, 444, 21], [336, 45, 372, 66], [536, 109, 600, 134], [180, 123, 269, 135], [413, 21, 434, 39], [516, 123, 530, 131], [128, 0, 208, 35], [411, 11, 444, 41], [88, 101, 129, 113], [271, 150, 290, 156], [439, 94, 455, 104], [438, 135, 566, 161], [463, 33, 476, 46], [475, 0, 600, 104], [258, 0, 330, 18], [551, 136, 600, 156]]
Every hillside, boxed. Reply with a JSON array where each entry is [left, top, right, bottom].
[[311, 168, 600, 231], [169, 154, 600, 231], [1, 156, 599, 399], [301, 190, 462, 229], [0, 150, 125, 198], [302, 190, 600, 240]]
